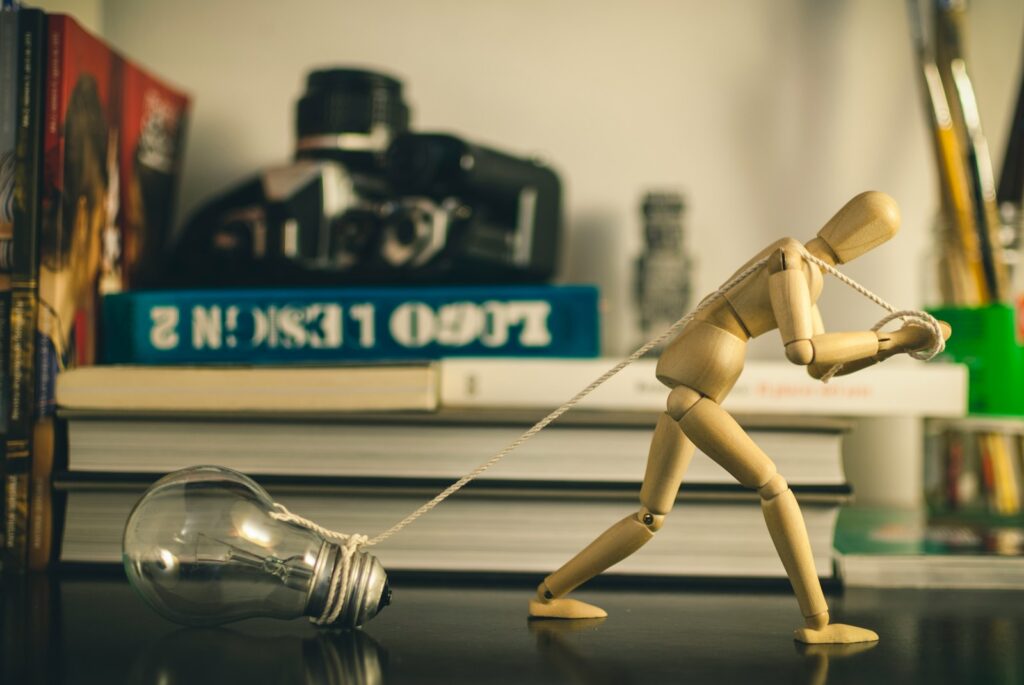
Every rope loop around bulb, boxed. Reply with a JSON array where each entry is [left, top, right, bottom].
[[270, 503, 368, 625]]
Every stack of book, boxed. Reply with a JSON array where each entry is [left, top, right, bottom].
[[834, 506, 1024, 590], [0, 7, 190, 571], [54, 351, 968, 583], [837, 415, 1024, 590]]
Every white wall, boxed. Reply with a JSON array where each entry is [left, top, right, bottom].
[[57, 0, 1024, 504], [34, 0, 101, 33], [95, 0, 1024, 351]]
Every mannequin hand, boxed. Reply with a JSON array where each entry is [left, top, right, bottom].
[[876, 320, 951, 360]]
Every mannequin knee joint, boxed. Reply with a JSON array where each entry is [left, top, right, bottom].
[[637, 508, 666, 532], [666, 386, 701, 421], [758, 473, 789, 500]]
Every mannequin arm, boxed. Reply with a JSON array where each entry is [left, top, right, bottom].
[[768, 246, 816, 364], [769, 248, 880, 367], [810, 305, 825, 337], [807, 321, 951, 379], [768, 245, 950, 375]]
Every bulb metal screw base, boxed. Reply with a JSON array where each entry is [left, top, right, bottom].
[[307, 541, 390, 628]]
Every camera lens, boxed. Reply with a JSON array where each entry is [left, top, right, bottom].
[[297, 68, 409, 142], [380, 200, 448, 268], [390, 214, 418, 247]]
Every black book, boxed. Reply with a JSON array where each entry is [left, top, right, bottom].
[[0, 6, 16, 568], [5, 6, 45, 572]]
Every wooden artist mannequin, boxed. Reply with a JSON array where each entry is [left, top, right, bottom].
[[529, 191, 951, 644]]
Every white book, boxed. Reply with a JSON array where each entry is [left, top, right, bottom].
[[836, 554, 1024, 590], [439, 358, 968, 417], [60, 485, 841, 579], [65, 415, 848, 486]]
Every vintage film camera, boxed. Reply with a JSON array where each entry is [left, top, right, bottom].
[[167, 69, 562, 286]]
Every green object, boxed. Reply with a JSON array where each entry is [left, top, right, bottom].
[[835, 505, 1024, 556], [927, 304, 1024, 415], [833, 506, 926, 555]]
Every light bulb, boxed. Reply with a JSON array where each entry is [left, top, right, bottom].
[[123, 465, 390, 628]]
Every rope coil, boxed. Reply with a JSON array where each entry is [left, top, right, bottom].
[[269, 244, 947, 619], [270, 503, 368, 625], [801, 252, 945, 380]]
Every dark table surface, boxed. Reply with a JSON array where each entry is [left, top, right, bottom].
[[4, 572, 1023, 684]]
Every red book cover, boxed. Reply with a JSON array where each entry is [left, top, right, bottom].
[[29, 14, 189, 569], [978, 433, 996, 512], [116, 59, 189, 292]]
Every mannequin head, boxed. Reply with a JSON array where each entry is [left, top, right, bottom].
[[806, 191, 900, 265]]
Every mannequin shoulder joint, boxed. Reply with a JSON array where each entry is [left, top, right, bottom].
[[769, 238, 805, 272]]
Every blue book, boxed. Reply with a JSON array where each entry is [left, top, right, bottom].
[[101, 285, 600, 364]]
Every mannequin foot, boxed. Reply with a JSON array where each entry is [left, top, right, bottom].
[[528, 597, 607, 619], [794, 623, 879, 644], [796, 641, 878, 658], [529, 616, 606, 635]]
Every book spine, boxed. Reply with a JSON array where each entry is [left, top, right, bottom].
[[993, 433, 1020, 516], [34, 13, 66, 420], [0, 8, 18, 569], [28, 415, 53, 569], [978, 433, 996, 512], [0, 281, 9, 564], [1003, 433, 1022, 515], [101, 285, 600, 364], [945, 429, 963, 509], [27, 14, 68, 570], [5, 8, 45, 572]]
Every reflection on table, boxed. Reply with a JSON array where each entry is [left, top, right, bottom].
[[3, 573, 1023, 684]]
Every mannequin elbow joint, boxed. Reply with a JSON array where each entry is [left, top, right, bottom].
[[785, 340, 814, 365]]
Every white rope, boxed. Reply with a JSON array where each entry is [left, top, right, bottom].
[[267, 245, 947, 568], [269, 503, 368, 625], [801, 252, 945, 381], [362, 252, 777, 546]]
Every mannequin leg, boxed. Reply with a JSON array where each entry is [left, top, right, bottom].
[[670, 387, 879, 643], [529, 413, 696, 618]]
